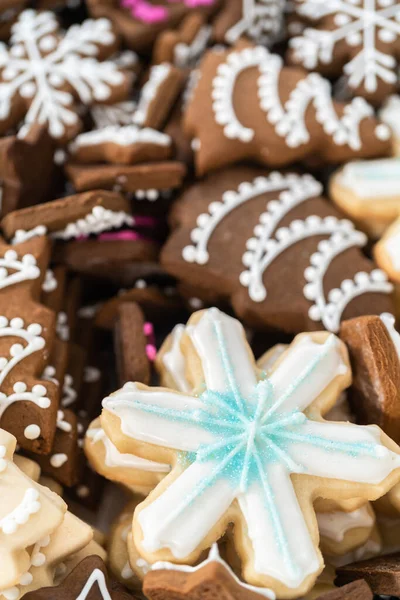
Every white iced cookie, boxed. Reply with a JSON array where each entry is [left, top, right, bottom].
[[102, 308, 400, 599], [330, 158, 400, 238]]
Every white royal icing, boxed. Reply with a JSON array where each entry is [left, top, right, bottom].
[[0, 488, 40, 534], [0, 535, 50, 600], [162, 324, 191, 393], [0, 10, 125, 139], [41, 269, 57, 293], [289, 0, 400, 95], [337, 159, 400, 198], [87, 426, 169, 473], [70, 125, 171, 151], [380, 95, 400, 138], [152, 543, 275, 599], [51, 206, 134, 241], [182, 172, 392, 332], [0, 251, 40, 289], [61, 374, 77, 408], [75, 568, 112, 600], [133, 63, 171, 127], [0, 318, 51, 419], [224, 0, 285, 45], [103, 308, 400, 590], [174, 26, 211, 68], [56, 410, 72, 433], [50, 453, 68, 468], [91, 101, 138, 129], [211, 46, 386, 149], [317, 505, 375, 542], [24, 424, 41, 440]]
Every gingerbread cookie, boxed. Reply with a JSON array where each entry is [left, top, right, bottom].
[[86, 0, 219, 54], [152, 13, 211, 68], [287, 0, 400, 105], [162, 167, 394, 334], [0, 10, 131, 142], [340, 313, 400, 444], [212, 0, 285, 46], [0, 126, 56, 218], [335, 552, 400, 595], [184, 44, 392, 176], [102, 307, 400, 598], [375, 217, 400, 283], [114, 303, 152, 386], [330, 158, 400, 238]]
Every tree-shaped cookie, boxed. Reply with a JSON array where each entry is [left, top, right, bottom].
[[101, 307, 400, 599], [287, 0, 400, 105], [161, 167, 394, 334], [0, 236, 59, 454], [0, 10, 131, 142], [0, 428, 66, 592], [183, 43, 392, 176]]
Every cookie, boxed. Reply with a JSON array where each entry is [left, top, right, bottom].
[[212, 0, 285, 46], [335, 552, 400, 595], [0, 10, 131, 142], [161, 167, 394, 334], [0, 0, 27, 40], [380, 95, 400, 156], [375, 217, 400, 283], [86, 0, 219, 54], [114, 303, 152, 386], [330, 158, 400, 238], [0, 126, 56, 218], [144, 543, 282, 600], [315, 581, 373, 600], [287, 0, 400, 105], [108, 502, 145, 589], [152, 13, 211, 68], [85, 417, 169, 490], [68, 126, 172, 166], [101, 307, 400, 598], [24, 555, 137, 600], [0, 428, 67, 591], [183, 44, 392, 176], [340, 313, 400, 444]]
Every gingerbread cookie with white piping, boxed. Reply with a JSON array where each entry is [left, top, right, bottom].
[[161, 167, 394, 334], [101, 307, 400, 599], [183, 44, 392, 176]]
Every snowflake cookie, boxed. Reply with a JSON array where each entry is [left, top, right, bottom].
[[101, 307, 400, 599], [161, 167, 394, 334], [287, 0, 400, 104], [0, 10, 131, 142], [184, 44, 392, 176]]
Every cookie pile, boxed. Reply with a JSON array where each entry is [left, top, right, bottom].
[[0, 0, 400, 599]]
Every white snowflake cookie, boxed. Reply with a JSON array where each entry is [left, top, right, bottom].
[[101, 307, 400, 599]]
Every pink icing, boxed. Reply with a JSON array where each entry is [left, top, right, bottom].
[[146, 344, 157, 361], [134, 215, 159, 228], [98, 230, 142, 241], [144, 322, 157, 361], [121, 0, 214, 23]]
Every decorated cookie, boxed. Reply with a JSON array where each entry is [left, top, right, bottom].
[[287, 0, 400, 105], [23, 555, 137, 600], [380, 95, 400, 156], [85, 417, 169, 490], [330, 158, 400, 238], [162, 167, 394, 334], [183, 44, 392, 176], [375, 217, 400, 283], [0, 126, 55, 218], [101, 307, 400, 598], [152, 13, 211, 68], [0, 10, 131, 142], [86, 0, 219, 54], [212, 0, 285, 46], [340, 313, 400, 444], [0, 0, 27, 40], [114, 303, 152, 386], [335, 551, 400, 595], [0, 236, 61, 454], [0, 428, 66, 591]]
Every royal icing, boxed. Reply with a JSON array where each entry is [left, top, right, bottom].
[[70, 125, 171, 150], [182, 172, 392, 332], [121, 0, 214, 24], [75, 569, 112, 600], [103, 308, 400, 590], [91, 101, 138, 129], [152, 543, 275, 599], [0, 488, 40, 535], [51, 206, 134, 241], [211, 47, 388, 148], [289, 0, 400, 96], [317, 505, 375, 543], [133, 64, 171, 127], [0, 251, 40, 290], [49, 453, 68, 468], [0, 535, 50, 600], [162, 324, 191, 393], [41, 269, 57, 293], [174, 26, 211, 68], [24, 425, 41, 440], [224, 0, 285, 45], [0, 11, 125, 139], [337, 159, 400, 198], [56, 410, 72, 433], [87, 427, 169, 473], [61, 374, 77, 408], [380, 95, 400, 138]]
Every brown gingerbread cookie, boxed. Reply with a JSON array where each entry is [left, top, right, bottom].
[[0, 126, 56, 218], [0, 0, 27, 40], [23, 555, 139, 600], [0, 10, 132, 142], [114, 302, 152, 386], [152, 13, 211, 67], [161, 167, 395, 333], [184, 43, 392, 176], [0, 236, 60, 454], [335, 552, 400, 595], [340, 313, 400, 444], [287, 0, 400, 105], [86, 0, 219, 54]]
